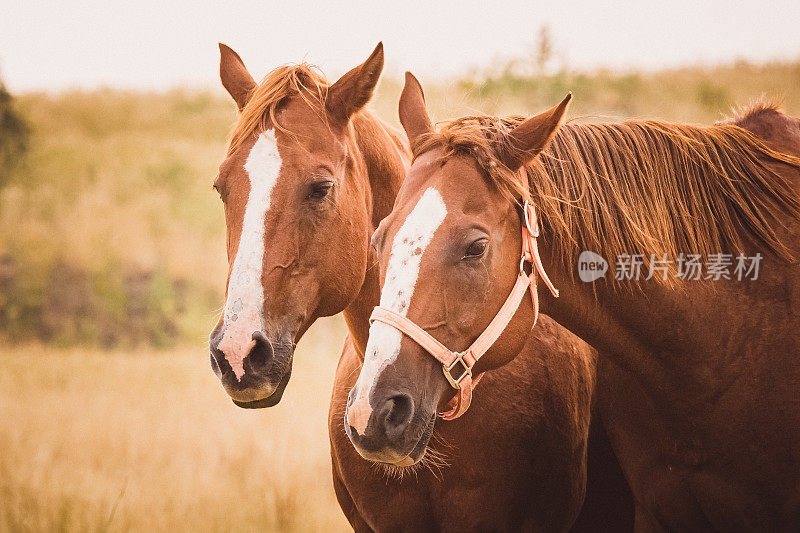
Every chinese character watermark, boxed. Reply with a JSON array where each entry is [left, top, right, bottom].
[[733, 253, 762, 281], [676, 253, 702, 280], [578, 251, 763, 282], [615, 253, 644, 281]]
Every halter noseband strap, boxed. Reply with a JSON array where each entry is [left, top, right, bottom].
[[369, 198, 559, 420]]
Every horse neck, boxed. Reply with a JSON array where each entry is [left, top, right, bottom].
[[538, 224, 797, 414], [529, 116, 800, 402], [341, 112, 409, 359]]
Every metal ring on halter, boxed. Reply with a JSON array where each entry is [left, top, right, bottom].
[[523, 200, 539, 238], [442, 352, 472, 389]]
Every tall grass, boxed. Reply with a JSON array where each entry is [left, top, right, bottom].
[[0, 318, 350, 532]]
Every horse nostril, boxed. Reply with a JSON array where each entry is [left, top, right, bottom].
[[247, 331, 274, 373], [381, 393, 414, 438]]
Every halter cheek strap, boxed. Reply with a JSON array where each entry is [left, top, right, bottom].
[[369, 200, 559, 420]]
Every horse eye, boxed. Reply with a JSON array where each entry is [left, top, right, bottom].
[[463, 238, 488, 259], [307, 180, 334, 201]]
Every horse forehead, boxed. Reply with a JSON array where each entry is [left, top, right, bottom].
[[392, 158, 449, 224], [244, 130, 284, 178], [271, 127, 346, 177], [402, 150, 442, 192], [441, 156, 510, 221], [228, 130, 286, 221], [277, 99, 340, 145], [399, 187, 448, 237], [441, 155, 488, 193], [387, 183, 445, 236], [405, 154, 485, 207], [383, 187, 450, 278]]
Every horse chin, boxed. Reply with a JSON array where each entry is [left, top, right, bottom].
[[388, 411, 437, 467], [231, 362, 292, 409]]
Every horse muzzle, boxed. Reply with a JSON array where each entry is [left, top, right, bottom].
[[209, 328, 295, 408], [344, 387, 436, 466]]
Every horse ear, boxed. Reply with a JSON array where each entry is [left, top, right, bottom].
[[502, 93, 572, 170], [219, 43, 256, 111], [398, 71, 433, 145], [326, 42, 384, 126]]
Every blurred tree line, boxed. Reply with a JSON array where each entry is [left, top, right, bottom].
[[0, 81, 28, 190], [448, 25, 799, 121]]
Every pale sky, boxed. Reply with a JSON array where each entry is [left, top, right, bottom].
[[2, 0, 799, 92]]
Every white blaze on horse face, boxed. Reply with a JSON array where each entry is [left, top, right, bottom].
[[217, 131, 282, 380], [348, 187, 448, 435]]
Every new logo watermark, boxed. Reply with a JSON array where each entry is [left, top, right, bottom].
[[578, 251, 608, 282]]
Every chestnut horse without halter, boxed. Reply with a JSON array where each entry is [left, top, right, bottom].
[[212, 46, 632, 530], [209, 43, 402, 406], [361, 71, 800, 531]]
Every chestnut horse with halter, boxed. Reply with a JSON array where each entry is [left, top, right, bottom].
[[211, 45, 631, 530], [356, 70, 800, 531]]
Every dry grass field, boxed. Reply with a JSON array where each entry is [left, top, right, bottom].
[[0, 319, 350, 532]]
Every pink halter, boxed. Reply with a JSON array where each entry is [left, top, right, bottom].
[[369, 199, 559, 420]]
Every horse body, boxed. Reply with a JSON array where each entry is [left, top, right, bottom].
[[557, 266, 800, 530], [542, 109, 800, 530]]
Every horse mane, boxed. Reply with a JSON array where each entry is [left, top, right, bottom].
[[227, 63, 329, 156], [729, 99, 783, 124], [411, 106, 800, 283]]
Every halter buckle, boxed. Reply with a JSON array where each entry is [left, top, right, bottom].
[[443, 352, 472, 389]]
